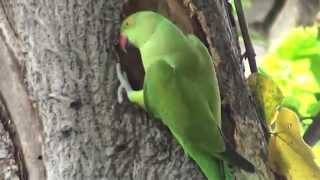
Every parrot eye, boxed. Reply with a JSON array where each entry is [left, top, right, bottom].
[[124, 18, 134, 27]]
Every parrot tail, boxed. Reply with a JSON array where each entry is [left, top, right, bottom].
[[188, 146, 232, 180], [221, 145, 255, 173]]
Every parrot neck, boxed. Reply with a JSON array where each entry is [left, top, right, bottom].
[[138, 21, 189, 70]]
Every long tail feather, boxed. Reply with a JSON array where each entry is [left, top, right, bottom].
[[188, 147, 231, 180], [220, 145, 255, 172]]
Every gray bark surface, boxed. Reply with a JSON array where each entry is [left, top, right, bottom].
[[0, 101, 19, 180], [0, 0, 273, 179]]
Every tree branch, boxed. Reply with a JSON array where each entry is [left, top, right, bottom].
[[234, 0, 257, 73]]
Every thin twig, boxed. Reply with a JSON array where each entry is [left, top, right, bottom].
[[234, 0, 257, 73]]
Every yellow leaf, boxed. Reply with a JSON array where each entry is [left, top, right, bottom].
[[313, 145, 320, 166], [247, 72, 284, 124], [268, 107, 320, 180]]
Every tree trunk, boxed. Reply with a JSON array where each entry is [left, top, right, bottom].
[[0, 0, 273, 179]]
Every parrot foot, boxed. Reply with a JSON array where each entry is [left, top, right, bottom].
[[116, 63, 133, 103]]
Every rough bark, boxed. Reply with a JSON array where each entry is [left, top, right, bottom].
[[0, 100, 20, 180], [0, 0, 273, 179]]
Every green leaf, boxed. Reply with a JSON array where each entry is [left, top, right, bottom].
[[274, 27, 320, 60], [261, 26, 320, 119]]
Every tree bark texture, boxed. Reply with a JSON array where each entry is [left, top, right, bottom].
[[0, 0, 273, 179], [0, 100, 20, 180]]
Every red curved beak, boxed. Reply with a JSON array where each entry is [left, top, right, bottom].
[[119, 33, 128, 53]]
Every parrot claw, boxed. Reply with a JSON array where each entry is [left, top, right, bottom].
[[116, 63, 133, 103], [241, 52, 247, 61], [117, 84, 125, 103]]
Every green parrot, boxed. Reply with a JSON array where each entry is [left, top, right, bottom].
[[117, 11, 255, 180]]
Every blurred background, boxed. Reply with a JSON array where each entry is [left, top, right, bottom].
[[237, 0, 320, 164]]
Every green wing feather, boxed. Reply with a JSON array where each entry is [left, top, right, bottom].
[[186, 34, 255, 173], [144, 59, 226, 180], [144, 59, 225, 154], [143, 36, 254, 179]]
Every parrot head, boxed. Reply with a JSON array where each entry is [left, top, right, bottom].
[[119, 11, 161, 51]]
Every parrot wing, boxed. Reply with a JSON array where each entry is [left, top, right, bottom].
[[186, 34, 221, 126], [185, 35, 255, 172], [143, 58, 226, 156]]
